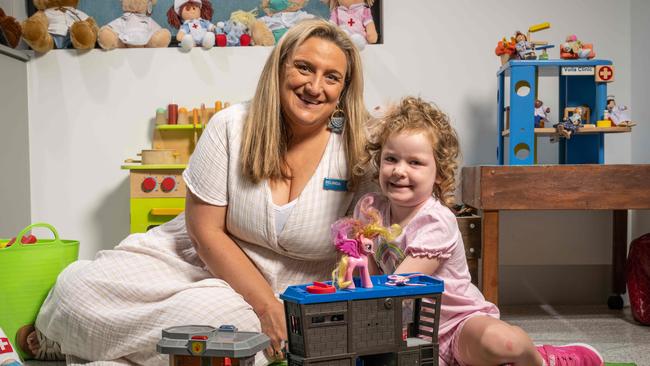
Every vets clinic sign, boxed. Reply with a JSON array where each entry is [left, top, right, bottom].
[[561, 66, 595, 76]]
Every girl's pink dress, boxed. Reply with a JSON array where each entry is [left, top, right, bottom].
[[354, 192, 499, 365]]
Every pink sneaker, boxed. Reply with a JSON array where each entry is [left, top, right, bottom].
[[536, 343, 604, 366]]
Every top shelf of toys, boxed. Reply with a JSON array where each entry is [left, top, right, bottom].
[[495, 23, 635, 166]]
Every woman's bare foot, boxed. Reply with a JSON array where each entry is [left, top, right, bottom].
[[15, 325, 38, 358]]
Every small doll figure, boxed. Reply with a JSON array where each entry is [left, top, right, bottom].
[[259, 0, 315, 42], [331, 202, 401, 289], [607, 95, 636, 127], [323, 0, 377, 50], [534, 99, 551, 128], [514, 31, 536, 60], [555, 106, 585, 139], [167, 0, 220, 51], [560, 34, 595, 59]]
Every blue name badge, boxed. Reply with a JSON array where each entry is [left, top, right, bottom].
[[323, 178, 348, 192]]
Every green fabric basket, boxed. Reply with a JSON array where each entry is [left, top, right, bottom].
[[0, 223, 79, 359]]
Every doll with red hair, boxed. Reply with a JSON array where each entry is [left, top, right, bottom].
[[167, 0, 224, 51]]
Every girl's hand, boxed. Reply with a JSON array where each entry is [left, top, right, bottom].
[[257, 300, 288, 360]]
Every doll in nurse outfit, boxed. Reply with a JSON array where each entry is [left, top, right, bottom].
[[355, 96, 604, 366], [323, 0, 377, 50], [167, 0, 219, 51]]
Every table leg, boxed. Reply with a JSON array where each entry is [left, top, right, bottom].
[[481, 210, 499, 305], [609, 210, 628, 309]]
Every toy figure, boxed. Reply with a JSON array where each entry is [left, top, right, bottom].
[[259, 0, 314, 42], [322, 0, 377, 50], [534, 99, 550, 128], [514, 31, 536, 60], [560, 34, 595, 59], [98, 0, 171, 50], [555, 106, 585, 139], [0, 7, 22, 49], [167, 0, 219, 51], [331, 204, 401, 289], [607, 95, 636, 127], [21, 0, 98, 53]]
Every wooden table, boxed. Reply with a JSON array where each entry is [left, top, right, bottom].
[[461, 164, 650, 306]]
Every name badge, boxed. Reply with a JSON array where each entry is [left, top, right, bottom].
[[323, 178, 348, 192]]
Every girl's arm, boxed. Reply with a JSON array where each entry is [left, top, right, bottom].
[[394, 255, 440, 276], [185, 191, 286, 357]]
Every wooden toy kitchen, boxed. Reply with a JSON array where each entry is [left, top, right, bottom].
[[121, 102, 228, 233]]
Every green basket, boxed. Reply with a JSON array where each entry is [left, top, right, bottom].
[[0, 223, 79, 359]]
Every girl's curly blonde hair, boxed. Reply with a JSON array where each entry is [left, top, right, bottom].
[[356, 96, 460, 207]]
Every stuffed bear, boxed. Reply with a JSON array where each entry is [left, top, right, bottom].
[[21, 0, 98, 53], [0, 7, 22, 48], [98, 0, 171, 50]]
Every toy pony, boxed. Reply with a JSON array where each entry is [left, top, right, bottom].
[[167, 0, 219, 51], [331, 204, 401, 289], [322, 0, 377, 50]]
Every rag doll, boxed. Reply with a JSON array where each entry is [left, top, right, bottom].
[[0, 7, 22, 48], [167, 0, 218, 51], [226, 9, 274, 46], [98, 0, 171, 50], [259, 0, 314, 42], [21, 0, 98, 53], [323, 0, 377, 50]]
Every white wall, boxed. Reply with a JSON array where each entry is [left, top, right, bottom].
[[2, 0, 648, 304]]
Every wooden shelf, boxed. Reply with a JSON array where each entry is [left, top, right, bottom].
[[501, 126, 631, 137], [156, 124, 204, 130]]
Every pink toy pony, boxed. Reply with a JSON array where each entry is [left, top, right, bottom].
[[331, 204, 401, 289]]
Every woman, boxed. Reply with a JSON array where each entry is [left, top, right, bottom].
[[19, 19, 370, 366]]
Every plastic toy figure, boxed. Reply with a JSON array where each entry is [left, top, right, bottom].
[[167, 0, 219, 51], [534, 99, 550, 128], [322, 0, 377, 50], [560, 34, 595, 59], [331, 205, 400, 289], [514, 31, 536, 60], [607, 95, 635, 127], [556, 106, 585, 139]]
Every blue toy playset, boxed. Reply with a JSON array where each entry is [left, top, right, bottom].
[[497, 59, 631, 165], [281, 274, 444, 366]]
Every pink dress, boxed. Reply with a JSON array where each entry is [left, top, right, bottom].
[[354, 192, 499, 365]]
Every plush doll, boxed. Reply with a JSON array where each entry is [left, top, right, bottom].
[[21, 0, 98, 53], [322, 0, 377, 50], [167, 0, 219, 51], [227, 9, 274, 46], [215, 16, 251, 47], [98, 0, 171, 50], [259, 0, 314, 42], [0, 7, 22, 48]]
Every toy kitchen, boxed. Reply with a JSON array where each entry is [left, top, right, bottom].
[[122, 101, 228, 233]]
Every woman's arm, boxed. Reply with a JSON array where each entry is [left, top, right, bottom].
[[395, 256, 440, 276], [185, 191, 286, 357]]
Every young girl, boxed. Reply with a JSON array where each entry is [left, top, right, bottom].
[[353, 96, 604, 366]]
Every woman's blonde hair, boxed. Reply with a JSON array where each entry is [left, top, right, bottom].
[[240, 18, 368, 189], [357, 96, 460, 207]]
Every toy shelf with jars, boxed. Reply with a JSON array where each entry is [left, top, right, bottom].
[[497, 59, 631, 165]]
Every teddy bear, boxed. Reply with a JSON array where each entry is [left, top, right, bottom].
[[20, 0, 98, 53], [0, 7, 22, 48], [98, 0, 171, 50]]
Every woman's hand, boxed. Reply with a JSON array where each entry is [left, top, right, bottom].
[[257, 300, 288, 360]]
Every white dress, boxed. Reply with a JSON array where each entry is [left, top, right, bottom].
[[35, 103, 372, 365]]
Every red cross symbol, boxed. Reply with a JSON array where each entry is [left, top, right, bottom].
[[192, 23, 199, 29], [596, 65, 614, 82], [347, 18, 355, 27], [0, 337, 14, 354]]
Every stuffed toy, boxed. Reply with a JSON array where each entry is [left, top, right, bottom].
[[322, 0, 377, 50], [98, 0, 171, 50], [0, 7, 22, 48], [259, 0, 314, 42], [167, 0, 220, 51], [215, 16, 250, 47], [227, 9, 274, 46], [21, 0, 98, 53]]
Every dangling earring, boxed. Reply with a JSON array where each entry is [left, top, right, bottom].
[[328, 107, 345, 134]]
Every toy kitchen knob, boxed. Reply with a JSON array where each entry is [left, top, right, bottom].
[[160, 177, 176, 192], [141, 177, 157, 193]]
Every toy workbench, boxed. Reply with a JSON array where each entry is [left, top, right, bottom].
[[281, 274, 444, 366]]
